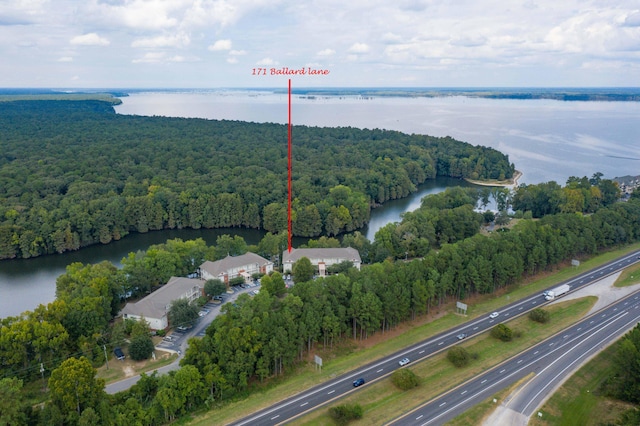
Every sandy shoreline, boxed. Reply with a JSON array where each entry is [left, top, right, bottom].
[[465, 169, 523, 188]]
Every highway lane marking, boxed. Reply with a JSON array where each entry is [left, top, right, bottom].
[[419, 350, 425, 354], [328, 390, 335, 394], [519, 307, 523, 310], [439, 402, 446, 407], [500, 369, 506, 373], [438, 342, 444, 345], [461, 390, 467, 395], [377, 368, 384, 373], [240, 266, 638, 426], [481, 379, 487, 384], [517, 360, 523, 364], [271, 415, 279, 420], [412, 310, 636, 426], [416, 415, 423, 420], [563, 335, 568, 338], [521, 310, 634, 415], [473, 327, 478, 330], [534, 351, 539, 355], [300, 402, 308, 407]]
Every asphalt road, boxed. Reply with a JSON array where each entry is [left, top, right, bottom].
[[388, 289, 640, 425], [229, 250, 640, 426], [105, 283, 260, 394]]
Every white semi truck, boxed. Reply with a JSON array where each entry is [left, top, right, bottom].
[[544, 284, 571, 301]]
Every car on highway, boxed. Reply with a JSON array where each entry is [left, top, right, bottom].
[[489, 312, 499, 319], [398, 357, 410, 366], [352, 378, 365, 387], [457, 333, 467, 340]]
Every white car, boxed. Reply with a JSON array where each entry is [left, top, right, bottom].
[[398, 357, 410, 366], [489, 312, 499, 319]]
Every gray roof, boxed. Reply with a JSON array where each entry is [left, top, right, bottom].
[[121, 276, 204, 320], [200, 252, 271, 278], [282, 247, 361, 264]]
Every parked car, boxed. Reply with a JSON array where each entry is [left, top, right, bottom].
[[352, 378, 365, 387], [457, 333, 468, 340], [398, 357, 410, 366], [114, 347, 125, 360]]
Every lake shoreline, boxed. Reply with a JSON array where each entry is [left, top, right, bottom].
[[464, 169, 522, 188]]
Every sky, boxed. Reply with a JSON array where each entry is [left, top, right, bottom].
[[1, 0, 639, 88]]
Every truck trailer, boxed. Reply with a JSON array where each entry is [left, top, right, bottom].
[[544, 284, 571, 301]]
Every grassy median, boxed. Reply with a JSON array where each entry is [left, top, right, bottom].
[[179, 243, 640, 425], [288, 297, 596, 425]]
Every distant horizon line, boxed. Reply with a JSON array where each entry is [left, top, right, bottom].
[[1, 86, 640, 91]]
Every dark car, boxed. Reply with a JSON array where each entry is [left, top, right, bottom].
[[114, 347, 125, 360], [353, 378, 365, 387]]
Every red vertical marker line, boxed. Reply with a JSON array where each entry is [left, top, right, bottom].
[[287, 79, 292, 253]]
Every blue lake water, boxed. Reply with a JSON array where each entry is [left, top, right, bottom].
[[1, 90, 639, 318], [115, 90, 640, 185]]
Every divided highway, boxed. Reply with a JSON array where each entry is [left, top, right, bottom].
[[230, 250, 640, 426], [389, 289, 640, 425]]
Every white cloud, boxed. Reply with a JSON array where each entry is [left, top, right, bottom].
[[256, 57, 277, 65], [132, 33, 190, 48], [132, 52, 197, 64], [70, 33, 110, 46], [348, 42, 370, 53], [86, 0, 180, 31], [208, 39, 232, 51], [317, 48, 336, 56], [623, 11, 640, 27], [132, 52, 166, 63], [381, 32, 403, 43], [2, 0, 640, 87]]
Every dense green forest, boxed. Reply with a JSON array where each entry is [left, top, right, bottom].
[[604, 324, 640, 424], [0, 99, 514, 260], [2, 180, 640, 425]]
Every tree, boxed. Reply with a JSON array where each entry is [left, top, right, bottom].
[[391, 368, 420, 390], [328, 403, 363, 425], [204, 279, 227, 298], [48, 357, 105, 416], [0, 378, 28, 426], [494, 211, 511, 227], [491, 323, 513, 342], [529, 308, 550, 323], [128, 318, 154, 361], [447, 346, 473, 367], [261, 272, 286, 297], [292, 257, 314, 283], [129, 335, 155, 361], [168, 298, 199, 329]]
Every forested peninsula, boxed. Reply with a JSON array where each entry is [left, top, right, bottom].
[[0, 99, 514, 260]]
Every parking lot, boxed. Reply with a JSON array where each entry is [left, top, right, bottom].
[[155, 282, 261, 351]]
